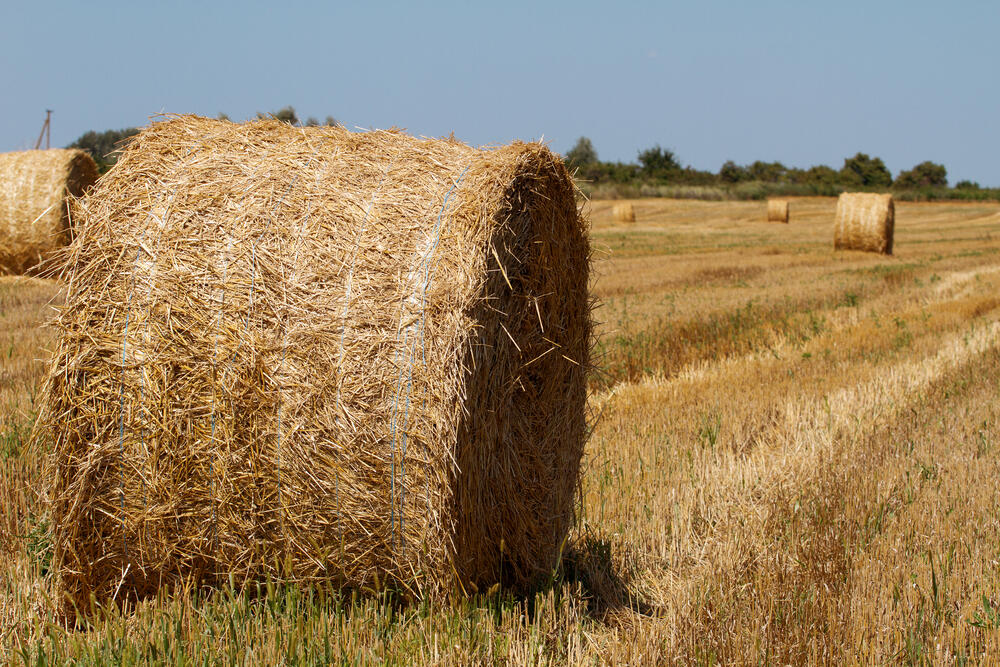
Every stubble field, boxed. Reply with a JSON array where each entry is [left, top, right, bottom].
[[2, 196, 1000, 664]]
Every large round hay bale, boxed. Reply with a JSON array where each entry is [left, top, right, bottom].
[[41, 116, 591, 606], [766, 198, 789, 223], [0, 149, 98, 274], [833, 192, 894, 254], [612, 201, 636, 222]]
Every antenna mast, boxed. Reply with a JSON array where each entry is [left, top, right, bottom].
[[34, 109, 52, 150]]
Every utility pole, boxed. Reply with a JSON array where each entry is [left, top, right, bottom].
[[34, 109, 52, 150]]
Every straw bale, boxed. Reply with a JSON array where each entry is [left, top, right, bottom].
[[0, 149, 98, 274], [40, 115, 591, 607], [833, 192, 894, 254], [612, 201, 636, 222], [766, 199, 789, 223]]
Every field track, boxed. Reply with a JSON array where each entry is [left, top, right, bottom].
[[3, 197, 1000, 663]]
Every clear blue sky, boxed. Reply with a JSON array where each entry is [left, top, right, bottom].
[[3, 1, 998, 184]]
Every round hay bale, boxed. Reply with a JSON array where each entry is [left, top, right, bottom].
[[766, 198, 789, 223], [0, 149, 98, 274], [612, 201, 636, 223], [833, 192, 894, 254], [41, 116, 591, 606]]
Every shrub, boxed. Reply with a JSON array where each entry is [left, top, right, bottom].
[[566, 137, 598, 169], [67, 128, 140, 172], [841, 153, 893, 188], [894, 161, 947, 188], [637, 145, 681, 180]]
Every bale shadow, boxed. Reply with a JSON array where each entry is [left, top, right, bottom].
[[559, 530, 665, 619]]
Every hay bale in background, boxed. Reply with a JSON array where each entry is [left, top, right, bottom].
[[41, 115, 591, 607], [834, 192, 894, 254], [766, 199, 789, 223], [612, 201, 636, 223], [0, 149, 98, 274]]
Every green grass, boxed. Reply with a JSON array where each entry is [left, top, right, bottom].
[[14, 575, 603, 666]]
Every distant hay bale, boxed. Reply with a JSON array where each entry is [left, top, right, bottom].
[[0, 149, 98, 274], [612, 201, 636, 222], [41, 115, 591, 607], [766, 199, 789, 223], [834, 192, 894, 254]]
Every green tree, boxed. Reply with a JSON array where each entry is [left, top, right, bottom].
[[300, 115, 340, 127], [719, 160, 749, 183], [840, 152, 892, 187], [637, 145, 681, 179], [677, 166, 719, 186], [565, 137, 598, 168], [894, 161, 947, 188], [67, 127, 140, 172], [803, 165, 840, 185], [257, 106, 300, 125], [747, 160, 787, 183], [215, 108, 339, 127], [274, 106, 299, 125], [955, 180, 980, 190]]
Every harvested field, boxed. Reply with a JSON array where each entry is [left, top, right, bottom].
[[4, 196, 1000, 663]]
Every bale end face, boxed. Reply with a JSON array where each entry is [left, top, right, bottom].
[[0, 149, 98, 274], [41, 116, 591, 607], [766, 199, 789, 223], [833, 192, 894, 254], [612, 202, 636, 223]]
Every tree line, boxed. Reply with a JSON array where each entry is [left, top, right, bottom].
[[564, 136, 980, 192], [64, 114, 987, 197]]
